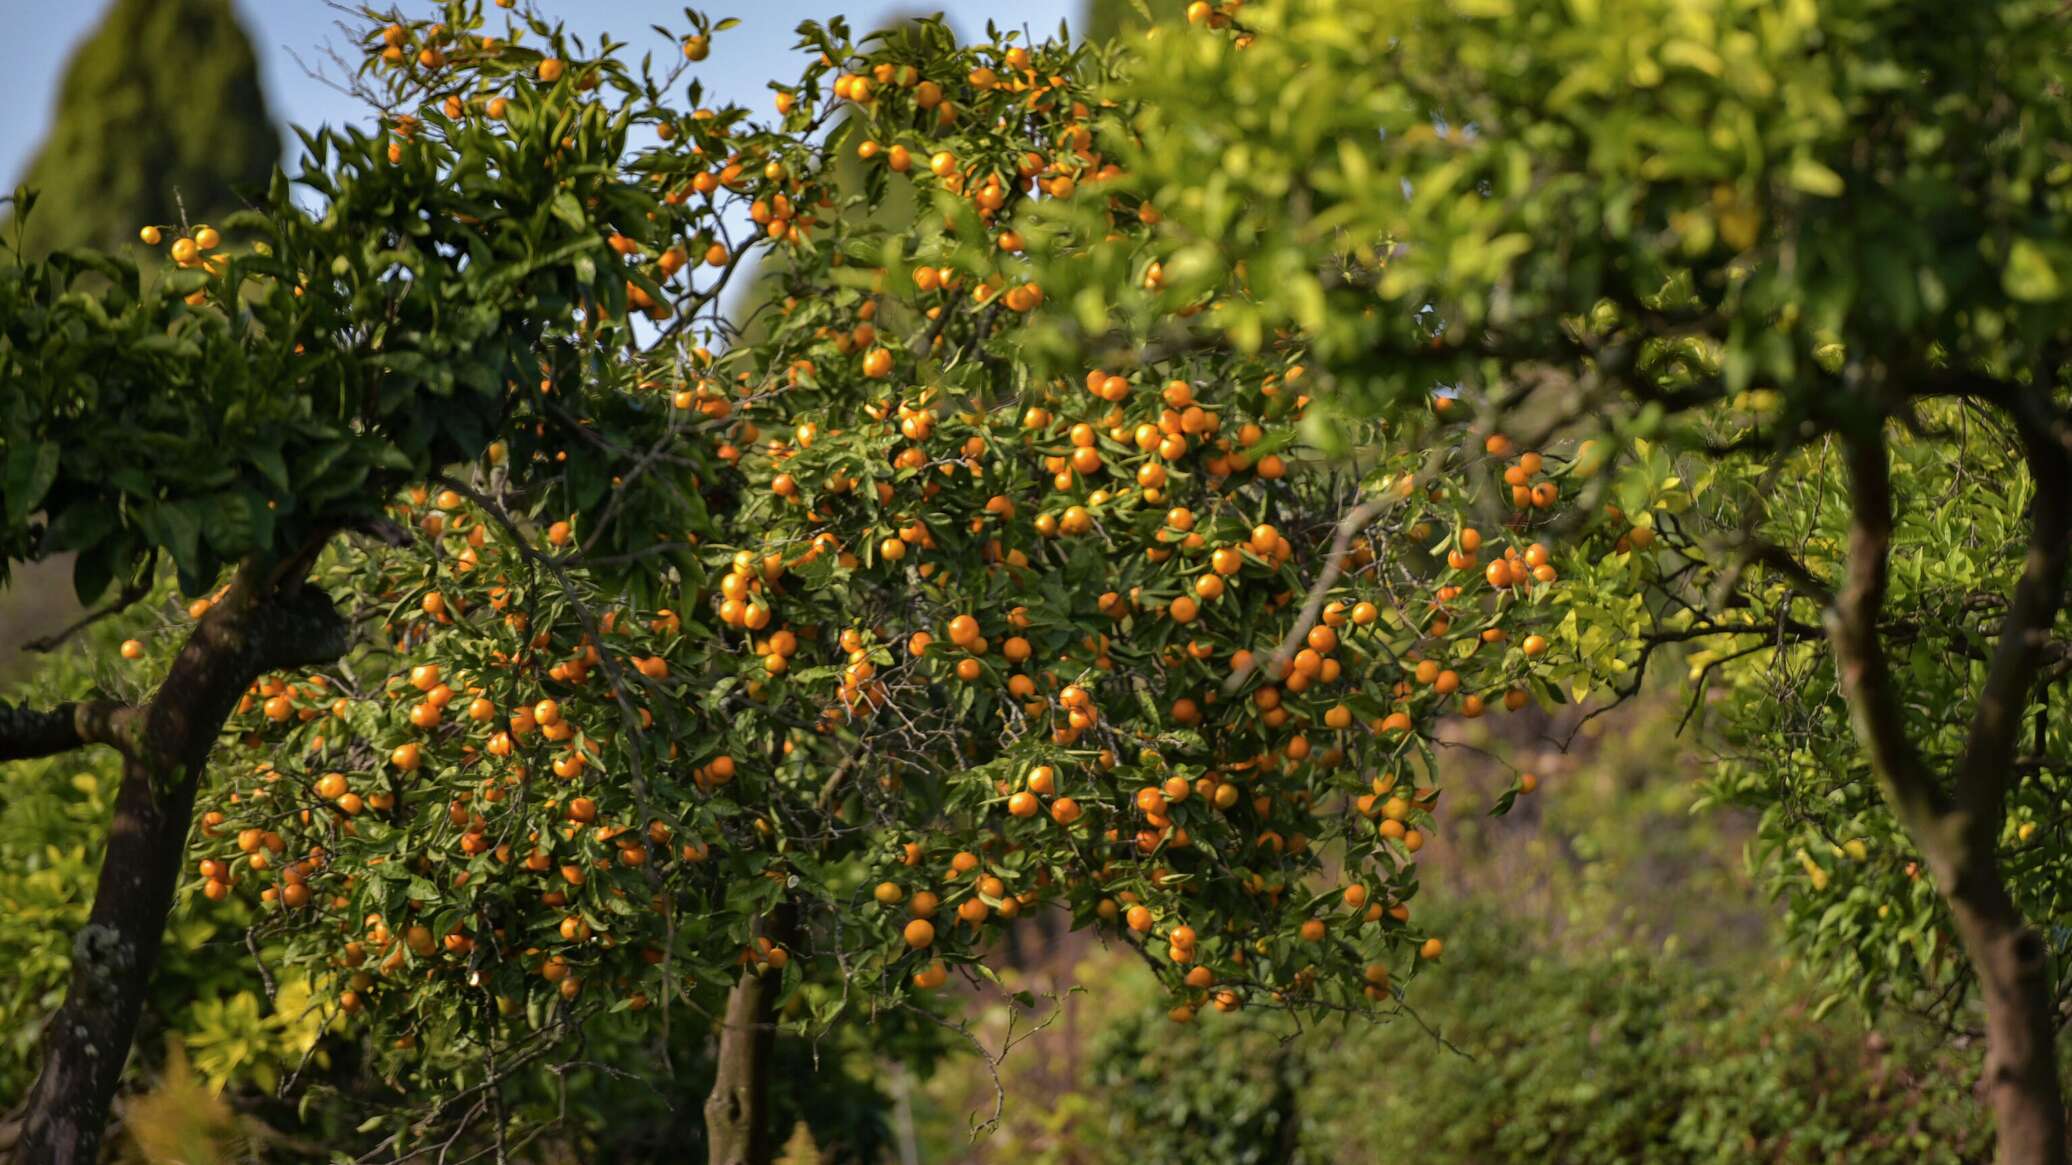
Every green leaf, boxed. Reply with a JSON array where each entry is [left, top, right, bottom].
[[161, 268, 211, 296], [45, 502, 116, 553], [200, 491, 262, 557], [551, 191, 590, 232], [2003, 238, 2062, 302], [250, 444, 292, 493], [3, 441, 59, 526], [72, 543, 116, 606], [1786, 157, 1845, 198], [145, 501, 204, 582]]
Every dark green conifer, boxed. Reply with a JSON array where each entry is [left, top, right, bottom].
[[1084, 0, 1152, 41], [8, 0, 280, 256]]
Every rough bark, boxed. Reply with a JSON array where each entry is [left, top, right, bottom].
[[0, 698, 131, 762], [1950, 873, 2069, 1165], [1954, 406, 2072, 1165], [15, 572, 347, 1165], [1828, 426, 2068, 1165], [704, 907, 796, 1165]]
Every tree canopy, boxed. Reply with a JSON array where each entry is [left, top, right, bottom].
[[2, 4, 1564, 1159], [1027, 0, 2072, 1158], [2, 0, 2069, 1162]]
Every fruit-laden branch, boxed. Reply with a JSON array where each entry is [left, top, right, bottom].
[[0, 699, 135, 762], [1223, 491, 1391, 694], [1223, 442, 1457, 698]]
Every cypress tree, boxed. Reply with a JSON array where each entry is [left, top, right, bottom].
[[1084, 0, 1151, 42], [7, 0, 280, 256]]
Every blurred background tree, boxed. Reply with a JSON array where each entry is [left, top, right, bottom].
[[1083, 0, 1147, 41], [4, 0, 279, 258]]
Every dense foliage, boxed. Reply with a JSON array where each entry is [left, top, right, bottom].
[[0, 1, 1584, 1157], [1025, 0, 2072, 1155], [917, 701, 1998, 1165], [1089, 905, 1993, 1165], [161, 2, 1573, 1135], [5, 0, 2071, 1158]]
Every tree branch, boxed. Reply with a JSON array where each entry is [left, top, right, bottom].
[[22, 549, 158, 654], [0, 699, 134, 762], [1744, 539, 1837, 608], [1224, 492, 1391, 694], [1826, 427, 1951, 831], [1955, 415, 2072, 837]]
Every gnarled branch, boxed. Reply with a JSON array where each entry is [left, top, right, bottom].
[[0, 698, 134, 762], [1826, 427, 1950, 831], [1956, 409, 2072, 838]]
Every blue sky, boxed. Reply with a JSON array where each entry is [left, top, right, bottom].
[[0, 1, 1084, 190]]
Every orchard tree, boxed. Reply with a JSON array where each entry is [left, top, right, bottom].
[[3, 3, 1577, 1162], [0, 1, 737, 1152], [1031, 0, 2072, 1160]]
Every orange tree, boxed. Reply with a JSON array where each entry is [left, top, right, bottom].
[[3, 3, 1575, 1160], [1035, 1, 2072, 1161], [0, 0, 734, 1152]]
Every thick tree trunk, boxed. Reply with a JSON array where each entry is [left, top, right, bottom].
[[704, 907, 795, 1165], [18, 754, 203, 1164], [16, 579, 346, 1164], [1826, 428, 2071, 1165], [1946, 867, 2068, 1165], [704, 964, 780, 1165]]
